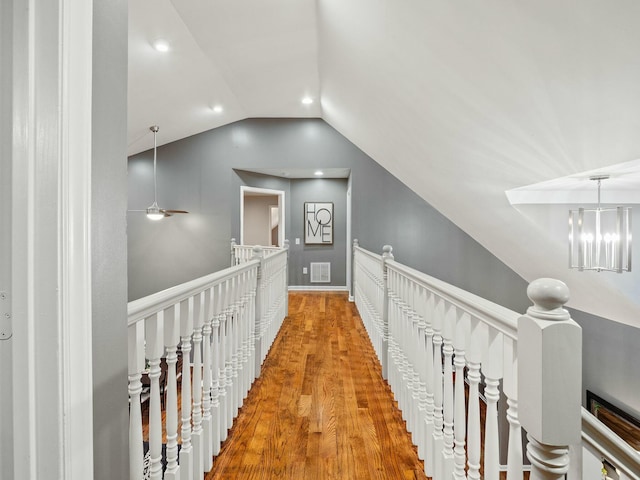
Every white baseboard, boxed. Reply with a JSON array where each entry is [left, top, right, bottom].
[[288, 285, 348, 292]]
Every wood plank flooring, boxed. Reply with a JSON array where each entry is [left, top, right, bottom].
[[206, 291, 426, 480]]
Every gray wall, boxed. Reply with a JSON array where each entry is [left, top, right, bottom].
[[571, 307, 640, 418], [92, 1, 129, 478], [350, 157, 530, 313], [129, 118, 527, 305], [289, 178, 348, 287]]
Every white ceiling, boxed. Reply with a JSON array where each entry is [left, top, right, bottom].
[[128, 0, 640, 327]]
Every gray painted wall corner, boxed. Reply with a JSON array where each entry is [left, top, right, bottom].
[[92, 0, 129, 478]]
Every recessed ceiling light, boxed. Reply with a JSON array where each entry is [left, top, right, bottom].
[[153, 39, 170, 52], [314, 170, 324, 176], [212, 105, 223, 113], [302, 96, 313, 105]]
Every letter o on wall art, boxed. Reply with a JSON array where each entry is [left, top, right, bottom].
[[304, 202, 333, 245]]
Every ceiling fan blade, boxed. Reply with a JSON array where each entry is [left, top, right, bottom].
[[162, 209, 189, 214]]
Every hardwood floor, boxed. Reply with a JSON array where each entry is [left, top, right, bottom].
[[206, 291, 426, 480], [141, 291, 530, 479]]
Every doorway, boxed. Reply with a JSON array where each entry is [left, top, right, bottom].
[[240, 186, 285, 247]]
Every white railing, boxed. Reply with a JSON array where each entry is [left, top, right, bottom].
[[577, 408, 640, 480], [353, 240, 588, 480], [127, 246, 288, 480], [230, 238, 287, 266]]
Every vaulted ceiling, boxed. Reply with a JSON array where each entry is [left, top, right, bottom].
[[129, 0, 640, 327]]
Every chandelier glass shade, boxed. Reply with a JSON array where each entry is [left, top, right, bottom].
[[568, 176, 632, 273]]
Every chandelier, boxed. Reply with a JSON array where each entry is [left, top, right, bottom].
[[568, 175, 632, 272]]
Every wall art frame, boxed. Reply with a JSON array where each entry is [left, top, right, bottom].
[[304, 202, 333, 245]]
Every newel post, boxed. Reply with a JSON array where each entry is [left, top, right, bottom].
[[283, 239, 290, 315], [518, 278, 582, 480], [381, 244, 394, 380], [230, 238, 237, 266], [252, 246, 265, 377], [351, 239, 359, 302]]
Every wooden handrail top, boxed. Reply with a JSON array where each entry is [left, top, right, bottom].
[[127, 259, 259, 326], [385, 259, 519, 340]]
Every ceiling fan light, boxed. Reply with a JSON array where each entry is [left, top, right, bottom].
[[146, 202, 164, 221]]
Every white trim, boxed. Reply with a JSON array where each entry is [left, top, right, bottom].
[[240, 186, 286, 247], [12, 1, 41, 477], [288, 285, 349, 292], [346, 173, 353, 300], [60, 0, 94, 477], [11, 0, 94, 477]]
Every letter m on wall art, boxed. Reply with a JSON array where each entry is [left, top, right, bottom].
[[304, 202, 333, 245]]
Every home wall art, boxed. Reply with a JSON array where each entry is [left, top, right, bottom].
[[304, 202, 333, 245]]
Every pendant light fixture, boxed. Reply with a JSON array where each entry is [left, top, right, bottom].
[[568, 175, 632, 272], [129, 125, 188, 220], [146, 126, 165, 220]]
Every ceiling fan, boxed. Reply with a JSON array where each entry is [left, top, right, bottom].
[[130, 125, 189, 220]]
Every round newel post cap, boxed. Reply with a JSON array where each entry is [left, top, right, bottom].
[[353, 238, 359, 247], [283, 239, 290, 248], [382, 245, 394, 259], [252, 245, 264, 259], [526, 278, 570, 320]]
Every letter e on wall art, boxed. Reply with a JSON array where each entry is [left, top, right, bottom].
[[304, 202, 333, 245]]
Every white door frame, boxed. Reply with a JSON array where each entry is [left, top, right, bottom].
[[268, 204, 280, 246], [9, 0, 95, 478], [240, 186, 286, 247]]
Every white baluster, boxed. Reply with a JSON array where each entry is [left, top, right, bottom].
[[415, 286, 428, 461], [227, 278, 238, 422], [192, 292, 204, 479], [239, 270, 249, 400], [253, 247, 264, 377], [483, 328, 504, 480], [128, 321, 145, 480], [247, 266, 258, 389], [164, 305, 181, 480], [423, 290, 435, 478], [441, 303, 456, 480], [225, 306, 235, 429], [145, 313, 164, 480], [201, 288, 213, 471], [211, 284, 222, 455], [432, 296, 444, 480], [224, 301, 234, 432], [179, 299, 193, 480], [466, 316, 486, 480], [503, 335, 523, 479], [381, 245, 393, 380], [217, 285, 229, 442], [453, 312, 470, 480]]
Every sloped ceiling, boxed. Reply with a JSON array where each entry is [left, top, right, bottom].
[[128, 0, 640, 327]]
